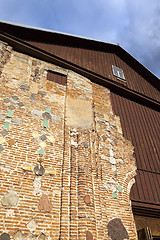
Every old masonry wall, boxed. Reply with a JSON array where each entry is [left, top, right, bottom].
[[0, 40, 138, 240]]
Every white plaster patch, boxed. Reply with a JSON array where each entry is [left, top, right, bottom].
[[103, 113, 109, 122], [30, 82, 39, 94], [6, 209, 15, 218], [110, 157, 116, 165], [0, 164, 11, 172], [3, 53, 29, 84], [116, 158, 124, 164], [71, 140, 78, 147], [5, 79, 20, 89], [104, 178, 117, 192], [14, 54, 28, 63], [100, 154, 108, 160], [110, 146, 117, 165], [27, 218, 37, 232], [44, 93, 65, 104], [14, 230, 23, 240], [52, 190, 61, 197], [33, 176, 42, 195], [110, 147, 114, 157], [127, 178, 135, 194], [115, 116, 123, 134], [66, 97, 93, 128], [111, 165, 117, 172], [70, 130, 78, 136], [32, 109, 42, 117]]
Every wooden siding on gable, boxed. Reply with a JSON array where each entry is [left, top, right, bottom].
[[131, 171, 160, 204], [26, 41, 160, 102], [110, 93, 160, 173], [110, 92, 160, 212]]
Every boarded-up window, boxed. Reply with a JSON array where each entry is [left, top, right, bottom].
[[47, 71, 67, 86]]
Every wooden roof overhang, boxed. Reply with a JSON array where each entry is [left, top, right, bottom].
[[0, 21, 159, 91], [0, 31, 159, 112]]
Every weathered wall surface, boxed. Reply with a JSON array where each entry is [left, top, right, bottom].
[[0, 40, 137, 240]]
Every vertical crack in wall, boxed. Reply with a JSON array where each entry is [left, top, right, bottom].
[[69, 129, 78, 239], [59, 72, 69, 240], [91, 90, 105, 239]]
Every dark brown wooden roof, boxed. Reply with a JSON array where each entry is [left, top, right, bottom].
[[0, 21, 159, 217]]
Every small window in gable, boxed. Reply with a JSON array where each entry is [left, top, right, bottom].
[[47, 71, 67, 86], [112, 65, 125, 80]]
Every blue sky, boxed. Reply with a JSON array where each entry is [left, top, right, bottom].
[[0, 0, 160, 79]]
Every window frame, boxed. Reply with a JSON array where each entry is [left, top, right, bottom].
[[112, 65, 125, 81]]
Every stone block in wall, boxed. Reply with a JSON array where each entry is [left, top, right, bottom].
[[1, 190, 18, 207], [107, 218, 129, 240], [0, 233, 10, 240], [38, 194, 53, 212]]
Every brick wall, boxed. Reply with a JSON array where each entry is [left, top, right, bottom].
[[0, 41, 138, 240]]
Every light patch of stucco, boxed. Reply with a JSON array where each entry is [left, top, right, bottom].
[[66, 97, 93, 128]]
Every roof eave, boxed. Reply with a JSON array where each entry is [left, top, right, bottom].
[[0, 20, 159, 88], [0, 31, 159, 112]]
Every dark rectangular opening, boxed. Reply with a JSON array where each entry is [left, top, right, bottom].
[[47, 71, 67, 86]]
